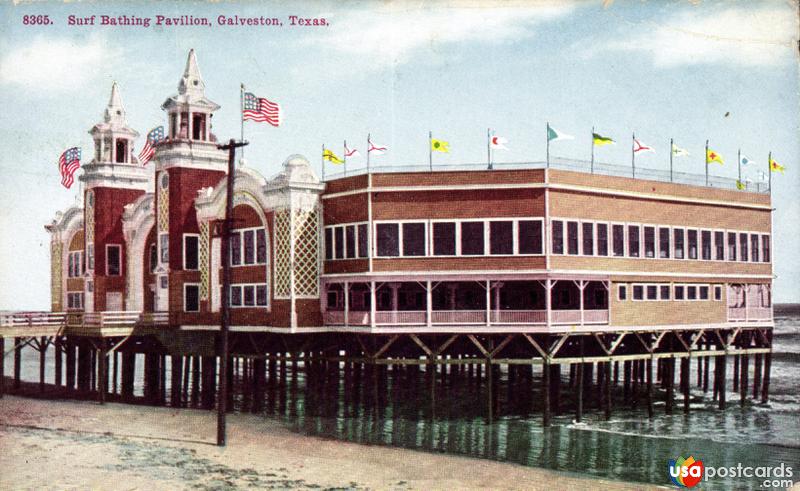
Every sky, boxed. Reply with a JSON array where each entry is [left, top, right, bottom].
[[0, 0, 798, 308]]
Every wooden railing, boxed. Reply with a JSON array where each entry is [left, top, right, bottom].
[[82, 311, 141, 327], [322, 308, 609, 328], [0, 311, 66, 327], [728, 307, 772, 321]]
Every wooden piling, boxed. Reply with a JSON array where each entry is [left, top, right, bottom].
[[201, 356, 217, 409], [740, 350, 749, 407], [171, 355, 183, 407], [604, 361, 611, 420], [77, 341, 91, 392], [39, 337, 47, 393], [623, 360, 631, 404], [66, 339, 76, 393], [646, 357, 653, 419], [733, 354, 739, 392], [542, 361, 551, 427], [97, 340, 107, 404], [181, 356, 190, 406], [575, 361, 584, 423], [703, 350, 710, 392], [718, 355, 727, 410], [191, 356, 200, 407], [54, 337, 62, 389], [753, 353, 762, 400], [13, 337, 21, 390], [761, 350, 771, 403], [665, 358, 674, 415], [682, 357, 690, 414], [121, 351, 135, 400]]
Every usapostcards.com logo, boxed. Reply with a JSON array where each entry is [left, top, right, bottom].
[[668, 456, 704, 488]]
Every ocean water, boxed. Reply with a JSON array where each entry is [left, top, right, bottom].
[[6, 307, 799, 489]]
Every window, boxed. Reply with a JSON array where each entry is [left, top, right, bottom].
[[582, 222, 594, 255], [628, 225, 640, 257], [68, 251, 83, 278], [432, 222, 456, 256], [192, 113, 206, 140], [256, 229, 267, 264], [646, 285, 658, 300], [231, 285, 242, 306], [687, 285, 697, 300], [346, 225, 356, 259], [660, 285, 671, 300], [518, 220, 543, 255], [402, 222, 426, 256], [183, 235, 199, 270], [674, 285, 685, 300], [739, 233, 749, 262], [618, 284, 627, 301], [701, 230, 712, 260], [184, 284, 200, 312], [149, 244, 157, 273], [230, 284, 268, 307], [376, 223, 399, 257], [461, 222, 485, 255], [552, 221, 564, 254], [87, 243, 95, 270], [644, 226, 655, 258], [106, 245, 121, 276], [750, 234, 760, 262], [714, 286, 722, 301], [632, 285, 644, 300], [256, 285, 268, 306], [243, 285, 255, 306], [230, 232, 242, 265], [567, 221, 579, 255], [673, 229, 685, 259], [67, 292, 84, 310], [658, 227, 670, 259], [727, 232, 737, 261], [230, 227, 267, 265], [358, 224, 369, 258], [334, 227, 344, 259], [597, 224, 609, 256], [158, 234, 169, 266], [687, 230, 698, 260], [714, 231, 725, 261], [324, 228, 333, 260], [699, 286, 709, 300], [612, 224, 624, 257], [762, 235, 770, 262], [490, 221, 513, 255]]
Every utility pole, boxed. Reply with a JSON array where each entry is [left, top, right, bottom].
[[216, 137, 248, 447]]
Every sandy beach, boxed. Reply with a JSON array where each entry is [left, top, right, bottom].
[[0, 395, 654, 490]]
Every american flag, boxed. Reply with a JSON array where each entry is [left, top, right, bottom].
[[243, 92, 281, 127], [58, 147, 81, 189], [138, 126, 165, 166]]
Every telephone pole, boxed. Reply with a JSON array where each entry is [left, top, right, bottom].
[[216, 138, 248, 447]]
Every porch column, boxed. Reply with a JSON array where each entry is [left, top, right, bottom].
[[370, 281, 376, 329], [426, 281, 432, 328], [344, 280, 350, 327], [493, 282, 502, 326], [485, 280, 491, 327], [187, 109, 193, 140], [545, 279, 552, 328], [389, 283, 400, 325], [579, 280, 586, 326], [743, 285, 748, 321]]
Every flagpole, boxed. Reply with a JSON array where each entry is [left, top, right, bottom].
[[669, 138, 674, 182], [590, 126, 595, 174], [737, 148, 741, 187], [429, 131, 433, 171], [487, 128, 491, 170], [321, 144, 326, 182], [546, 122, 550, 169], [705, 140, 709, 186], [367, 133, 371, 173], [343, 140, 347, 177], [768, 151, 772, 193], [240, 83, 245, 163], [631, 132, 636, 179]]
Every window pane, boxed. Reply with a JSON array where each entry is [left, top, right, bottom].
[[358, 224, 369, 258], [687, 230, 698, 260], [597, 224, 609, 256], [256, 229, 267, 263], [256, 285, 267, 306], [461, 222, 485, 255], [674, 229, 685, 259], [108, 246, 121, 275], [633, 285, 644, 300], [714, 231, 725, 260], [701, 230, 711, 260], [612, 224, 624, 257], [376, 223, 400, 257], [184, 236, 199, 270], [646, 285, 657, 300], [699, 286, 709, 300], [727, 232, 737, 261], [714, 286, 722, 301], [739, 233, 749, 262], [335, 227, 345, 259], [231, 286, 242, 306], [660, 285, 670, 300], [552, 221, 564, 254], [149, 244, 157, 273], [750, 234, 760, 262], [674, 285, 685, 300], [433, 222, 456, 256], [762, 235, 770, 262], [567, 221, 579, 255], [158, 235, 167, 264], [185, 285, 199, 312], [687, 286, 697, 300], [582, 222, 594, 255], [618, 285, 627, 300], [243, 230, 255, 264], [518, 220, 542, 254], [644, 226, 655, 258], [346, 225, 357, 259], [243, 285, 255, 306], [628, 225, 640, 257], [324, 228, 333, 260], [490, 221, 513, 255], [230, 232, 240, 265], [659, 227, 670, 258], [402, 223, 426, 256], [68, 254, 74, 277]]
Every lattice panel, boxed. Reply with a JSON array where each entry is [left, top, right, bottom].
[[157, 175, 169, 233], [274, 210, 291, 298], [51, 242, 62, 311], [293, 209, 319, 297], [199, 221, 210, 300], [85, 197, 94, 244]]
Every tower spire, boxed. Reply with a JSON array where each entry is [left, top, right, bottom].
[[178, 48, 205, 97], [104, 81, 127, 125]]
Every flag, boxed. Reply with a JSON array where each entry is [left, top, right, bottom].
[[740, 154, 755, 166], [633, 138, 654, 153], [431, 138, 449, 153], [137, 126, 165, 166], [368, 139, 387, 155], [547, 126, 573, 142], [706, 148, 724, 165], [344, 143, 360, 158], [593, 132, 614, 146], [58, 147, 81, 189], [671, 142, 689, 157], [769, 157, 785, 173], [490, 135, 508, 150], [736, 180, 746, 190], [242, 92, 281, 126], [323, 149, 344, 164]]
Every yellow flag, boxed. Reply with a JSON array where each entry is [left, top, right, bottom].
[[706, 149, 724, 165], [770, 157, 785, 173], [431, 139, 450, 153], [323, 149, 344, 164]]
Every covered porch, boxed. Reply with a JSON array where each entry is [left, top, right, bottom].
[[322, 277, 609, 329]]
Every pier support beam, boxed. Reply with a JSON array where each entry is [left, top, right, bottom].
[[97, 340, 108, 404], [66, 339, 76, 393], [542, 361, 551, 427], [13, 337, 21, 390], [171, 355, 183, 407], [682, 357, 690, 414], [753, 353, 762, 400], [121, 351, 135, 400], [77, 341, 92, 392], [575, 361, 584, 423], [201, 356, 216, 410], [604, 361, 611, 420], [718, 355, 727, 410], [54, 337, 62, 389], [646, 357, 653, 419], [665, 358, 674, 415], [39, 337, 47, 393]]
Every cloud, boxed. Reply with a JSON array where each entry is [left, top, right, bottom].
[[308, 2, 577, 66], [0, 34, 118, 92], [592, 5, 798, 67]]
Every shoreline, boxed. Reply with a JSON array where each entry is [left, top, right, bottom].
[[0, 395, 655, 490]]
